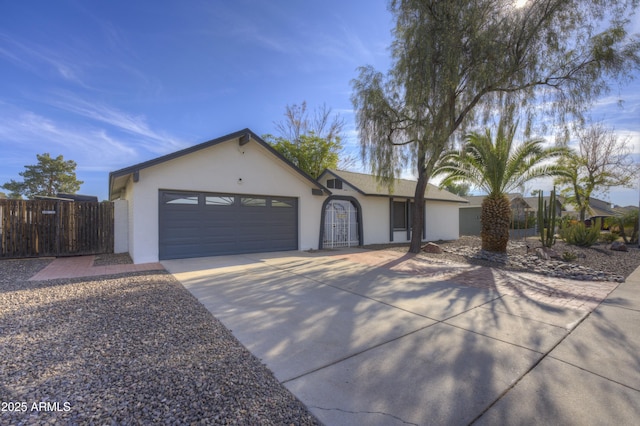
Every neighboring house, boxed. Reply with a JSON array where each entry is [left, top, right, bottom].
[[109, 128, 465, 264], [57, 193, 99, 202], [458, 196, 483, 236], [561, 196, 619, 229], [615, 205, 639, 215], [317, 169, 468, 248], [33, 193, 99, 202], [522, 195, 563, 218], [460, 192, 624, 235], [460, 194, 562, 236]]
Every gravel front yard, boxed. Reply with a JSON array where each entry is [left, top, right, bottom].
[[369, 235, 640, 281], [0, 259, 319, 425]]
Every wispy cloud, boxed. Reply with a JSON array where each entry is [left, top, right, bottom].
[[100, 21, 139, 60], [45, 93, 186, 154], [207, 2, 385, 72], [319, 17, 390, 67], [0, 33, 88, 87], [0, 99, 187, 173], [0, 107, 135, 171]]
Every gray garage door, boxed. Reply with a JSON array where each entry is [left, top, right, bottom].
[[159, 190, 298, 260]]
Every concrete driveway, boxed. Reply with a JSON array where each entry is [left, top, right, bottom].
[[163, 249, 640, 425]]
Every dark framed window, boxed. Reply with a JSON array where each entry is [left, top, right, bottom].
[[393, 201, 407, 229], [392, 200, 416, 230], [327, 178, 343, 189]]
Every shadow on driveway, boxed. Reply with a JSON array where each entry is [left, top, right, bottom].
[[164, 248, 634, 425]]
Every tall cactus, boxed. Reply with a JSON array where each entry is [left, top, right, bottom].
[[538, 187, 557, 248]]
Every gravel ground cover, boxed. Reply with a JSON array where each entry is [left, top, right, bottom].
[[369, 235, 640, 281], [92, 253, 133, 266], [0, 260, 319, 425]]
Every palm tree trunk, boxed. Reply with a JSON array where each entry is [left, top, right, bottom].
[[481, 194, 511, 252]]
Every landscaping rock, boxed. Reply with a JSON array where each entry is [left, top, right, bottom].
[[0, 265, 320, 425], [535, 248, 550, 260], [422, 242, 443, 254], [546, 248, 562, 260], [410, 236, 637, 283], [610, 241, 628, 252]]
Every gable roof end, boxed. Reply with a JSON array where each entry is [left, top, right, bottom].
[[108, 128, 329, 199]]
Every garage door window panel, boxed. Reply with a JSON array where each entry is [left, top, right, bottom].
[[205, 195, 235, 206], [241, 197, 267, 207], [272, 198, 295, 208], [163, 192, 199, 205]]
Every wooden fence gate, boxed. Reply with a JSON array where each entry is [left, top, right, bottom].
[[0, 199, 114, 258]]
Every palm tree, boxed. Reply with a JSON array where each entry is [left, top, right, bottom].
[[435, 123, 568, 252]]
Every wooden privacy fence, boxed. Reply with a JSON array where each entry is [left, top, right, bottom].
[[0, 199, 114, 258]]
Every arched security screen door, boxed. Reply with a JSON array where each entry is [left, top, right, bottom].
[[323, 199, 360, 248]]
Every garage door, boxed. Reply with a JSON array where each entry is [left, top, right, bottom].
[[159, 190, 298, 260]]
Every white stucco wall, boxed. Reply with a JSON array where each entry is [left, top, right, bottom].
[[393, 230, 410, 242], [317, 178, 391, 245], [125, 176, 136, 259], [352, 195, 461, 244], [124, 138, 325, 263], [358, 196, 392, 244], [424, 200, 459, 241], [113, 199, 129, 253], [318, 174, 460, 245]]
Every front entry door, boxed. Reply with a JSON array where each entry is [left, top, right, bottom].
[[323, 199, 359, 248]]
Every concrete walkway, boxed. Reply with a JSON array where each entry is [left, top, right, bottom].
[[476, 266, 640, 425], [29, 255, 164, 281], [164, 249, 640, 426]]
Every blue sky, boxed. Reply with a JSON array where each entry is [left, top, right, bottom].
[[1, 0, 638, 206]]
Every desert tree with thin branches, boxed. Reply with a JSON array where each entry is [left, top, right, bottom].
[[351, 0, 640, 253], [555, 122, 638, 221]]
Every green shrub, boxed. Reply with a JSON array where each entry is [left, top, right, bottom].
[[606, 210, 639, 244], [511, 216, 536, 229], [599, 232, 619, 244], [560, 220, 600, 247], [561, 251, 577, 261], [558, 215, 578, 230]]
